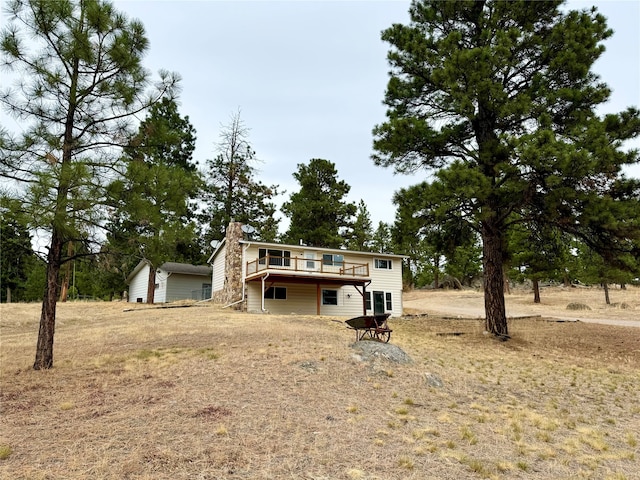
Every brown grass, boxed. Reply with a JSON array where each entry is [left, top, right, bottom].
[[1, 289, 639, 479]]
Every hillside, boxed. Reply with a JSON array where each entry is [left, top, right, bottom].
[[1, 294, 639, 479]]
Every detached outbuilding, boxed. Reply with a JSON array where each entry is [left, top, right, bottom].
[[209, 222, 406, 317], [126, 260, 212, 304]]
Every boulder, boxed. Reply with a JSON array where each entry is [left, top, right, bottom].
[[351, 341, 413, 364]]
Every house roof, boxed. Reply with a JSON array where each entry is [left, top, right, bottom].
[[207, 238, 226, 264], [158, 262, 212, 276], [206, 229, 408, 266], [126, 259, 151, 284], [126, 260, 211, 284], [238, 240, 407, 259]]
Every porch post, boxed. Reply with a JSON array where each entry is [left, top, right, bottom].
[[362, 282, 367, 315], [316, 282, 321, 315]]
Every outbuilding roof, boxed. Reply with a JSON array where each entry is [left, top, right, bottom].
[[158, 262, 212, 276], [126, 260, 211, 284]]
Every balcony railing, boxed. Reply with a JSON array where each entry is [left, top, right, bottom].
[[246, 255, 369, 278]]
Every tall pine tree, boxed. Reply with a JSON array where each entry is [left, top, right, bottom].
[[282, 158, 356, 248], [0, 0, 179, 368], [373, 0, 640, 337], [106, 98, 201, 303], [199, 111, 279, 242], [346, 200, 374, 251]]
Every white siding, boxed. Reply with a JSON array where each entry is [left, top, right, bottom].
[[247, 282, 316, 315], [239, 242, 404, 317], [246, 282, 368, 317], [128, 264, 150, 303], [211, 243, 227, 296], [154, 269, 169, 303], [164, 273, 211, 302], [366, 257, 404, 317]]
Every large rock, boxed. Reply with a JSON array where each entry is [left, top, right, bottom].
[[351, 341, 413, 364]]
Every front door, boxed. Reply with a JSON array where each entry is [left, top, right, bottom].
[[373, 291, 385, 315]]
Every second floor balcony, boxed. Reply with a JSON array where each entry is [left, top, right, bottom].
[[246, 254, 369, 279]]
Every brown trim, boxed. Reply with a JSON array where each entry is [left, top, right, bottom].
[[246, 255, 369, 279], [245, 272, 370, 287], [352, 281, 371, 315]]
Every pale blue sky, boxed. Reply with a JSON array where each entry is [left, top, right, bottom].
[[2, 0, 639, 232], [111, 0, 640, 231]]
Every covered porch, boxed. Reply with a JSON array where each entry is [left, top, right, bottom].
[[245, 270, 371, 316]]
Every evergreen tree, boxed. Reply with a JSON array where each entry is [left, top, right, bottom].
[[371, 221, 393, 254], [0, 0, 179, 368], [281, 158, 357, 248], [373, 0, 640, 337], [0, 197, 37, 302], [346, 200, 373, 251], [391, 186, 434, 288], [199, 111, 279, 243], [508, 222, 570, 302], [106, 98, 201, 303], [393, 181, 481, 289], [573, 238, 637, 304]]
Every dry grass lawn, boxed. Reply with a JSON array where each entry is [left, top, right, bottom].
[[1, 287, 639, 479]]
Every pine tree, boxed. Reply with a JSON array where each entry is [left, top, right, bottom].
[[0, 197, 36, 302], [371, 221, 392, 254], [106, 98, 201, 303], [373, 0, 640, 337], [281, 159, 356, 248], [393, 181, 480, 289], [199, 111, 279, 242], [0, 0, 179, 368], [346, 200, 373, 251]]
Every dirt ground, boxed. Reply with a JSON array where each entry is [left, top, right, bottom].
[[0, 289, 639, 480], [403, 284, 640, 327]]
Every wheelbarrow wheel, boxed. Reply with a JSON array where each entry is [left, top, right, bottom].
[[364, 329, 376, 340], [375, 330, 391, 343]]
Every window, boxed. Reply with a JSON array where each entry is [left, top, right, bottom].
[[259, 248, 291, 267], [264, 286, 287, 300], [305, 252, 316, 269], [375, 258, 392, 269], [322, 253, 344, 267], [322, 289, 338, 305], [385, 292, 393, 310], [365, 291, 372, 311]]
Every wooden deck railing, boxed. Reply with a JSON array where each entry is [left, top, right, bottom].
[[246, 255, 369, 278]]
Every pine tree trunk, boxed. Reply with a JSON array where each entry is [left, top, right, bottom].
[[146, 265, 156, 304], [6, 287, 11, 303], [533, 278, 541, 303], [482, 220, 508, 337], [59, 242, 73, 302], [433, 255, 440, 289], [34, 229, 64, 370], [603, 282, 610, 305]]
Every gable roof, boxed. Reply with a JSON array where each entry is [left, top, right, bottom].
[[207, 238, 226, 264], [238, 240, 406, 259], [126, 260, 211, 284], [158, 262, 211, 276], [126, 259, 151, 284], [207, 238, 407, 265]]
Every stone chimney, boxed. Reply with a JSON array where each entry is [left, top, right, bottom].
[[221, 221, 245, 308]]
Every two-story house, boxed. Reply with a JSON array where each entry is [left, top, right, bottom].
[[209, 222, 405, 317]]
